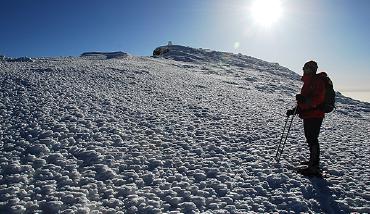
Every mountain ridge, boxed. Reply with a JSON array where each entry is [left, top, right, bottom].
[[153, 45, 300, 79]]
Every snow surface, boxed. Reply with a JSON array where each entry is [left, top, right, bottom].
[[1, 45, 369, 213]]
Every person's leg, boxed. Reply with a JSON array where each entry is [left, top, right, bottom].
[[303, 118, 323, 168]]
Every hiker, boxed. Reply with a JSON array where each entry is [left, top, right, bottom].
[[286, 60, 327, 176]]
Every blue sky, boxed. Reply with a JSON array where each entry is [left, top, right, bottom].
[[1, 0, 369, 102]]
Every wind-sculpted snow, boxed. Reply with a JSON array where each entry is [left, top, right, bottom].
[[0, 48, 369, 213]]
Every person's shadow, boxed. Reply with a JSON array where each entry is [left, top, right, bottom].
[[308, 177, 349, 213]]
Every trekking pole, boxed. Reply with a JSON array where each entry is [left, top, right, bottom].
[[275, 106, 297, 163], [275, 115, 289, 161]]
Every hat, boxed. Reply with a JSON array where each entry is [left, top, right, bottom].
[[303, 60, 318, 73]]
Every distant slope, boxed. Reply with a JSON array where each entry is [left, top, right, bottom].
[[153, 45, 300, 79]]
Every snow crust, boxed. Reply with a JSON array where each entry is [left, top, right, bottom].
[[1, 45, 369, 213]]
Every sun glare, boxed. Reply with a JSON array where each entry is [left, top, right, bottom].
[[251, 0, 283, 27]]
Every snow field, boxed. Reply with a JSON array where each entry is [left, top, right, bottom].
[[1, 48, 369, 213]]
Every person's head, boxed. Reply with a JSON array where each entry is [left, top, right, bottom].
[[303, 60, 318, 74]]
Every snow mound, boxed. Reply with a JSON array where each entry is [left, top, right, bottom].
[[80, 51, 128, 59]]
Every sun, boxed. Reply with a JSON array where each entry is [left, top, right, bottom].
[[251, 0, 283, 27]]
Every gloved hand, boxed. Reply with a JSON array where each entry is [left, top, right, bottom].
[[296, 94, 305, 103], [286, 108, 296, 116]]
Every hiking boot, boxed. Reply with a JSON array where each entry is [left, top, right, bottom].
[[297, 166, 321, 177]]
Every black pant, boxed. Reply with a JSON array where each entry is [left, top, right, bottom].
[[303, 118, 323, 167]]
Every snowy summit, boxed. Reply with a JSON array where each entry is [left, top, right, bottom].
[[0, 45, 369, 213]]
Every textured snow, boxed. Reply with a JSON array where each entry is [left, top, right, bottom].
[[1, 46, 369, 213]]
